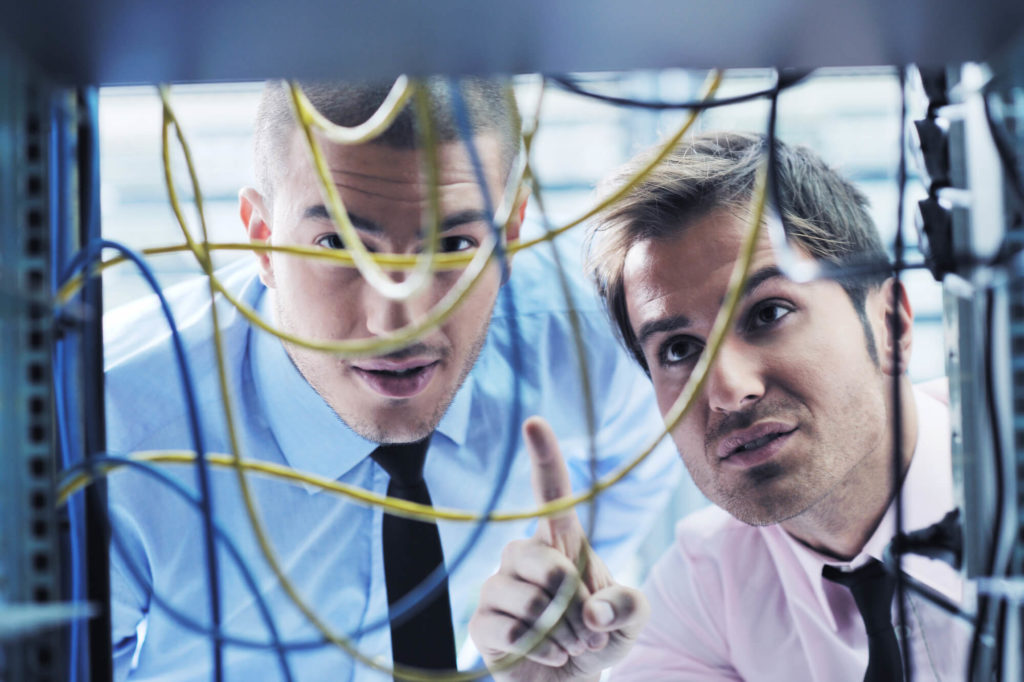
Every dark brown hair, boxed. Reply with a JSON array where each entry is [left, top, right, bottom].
[[585, 131, 889, 373]]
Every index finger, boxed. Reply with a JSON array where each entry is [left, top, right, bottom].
[[523, 416, 582, 544]]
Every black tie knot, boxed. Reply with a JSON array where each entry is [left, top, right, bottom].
[[370, 437, 431, 489], [823, 560, 896, 635]]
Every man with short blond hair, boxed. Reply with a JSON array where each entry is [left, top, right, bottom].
[[105, 79, 679, 681]]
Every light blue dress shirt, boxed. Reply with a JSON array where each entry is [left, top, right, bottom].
[[104, 245, 681, 681]]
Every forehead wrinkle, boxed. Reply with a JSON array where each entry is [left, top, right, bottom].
[[327, 175, 491, 204], [329, 168, 421, 186]]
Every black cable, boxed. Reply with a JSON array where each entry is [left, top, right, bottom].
[[969, 593, 994, 681], [766, 66, 915, 677], [880, 550, 976, 627], [967, 280, 1014, 682], [892, 64, 912, 682], [74, 86, 114, 682], [969, 290, 1001, 680], [994, 599, 1009, 682], [547, 69, 811, 112]]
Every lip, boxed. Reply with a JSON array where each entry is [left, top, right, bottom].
[[353, 357, 437, 372], [717, 422, 797, 468], [353, 359, 440, 398]]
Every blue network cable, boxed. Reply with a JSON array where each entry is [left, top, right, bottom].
[[53, 341, 85, 681], [347, 80, 526, 652], [59, 454, 298, 677], [60, 239, 229, 681]]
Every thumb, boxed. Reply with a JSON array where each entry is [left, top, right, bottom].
[[524, 416, 584, 553], [583, 584, 650, 637]]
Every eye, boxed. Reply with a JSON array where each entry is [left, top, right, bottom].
[[658, 336, 703, 366], [437, 235, 478, 253], [316, 233, 345, 250], [746, 301, 793, 332]]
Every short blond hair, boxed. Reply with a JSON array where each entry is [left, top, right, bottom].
[[254, 78, 521, 200], [585, 131, 888, 373]]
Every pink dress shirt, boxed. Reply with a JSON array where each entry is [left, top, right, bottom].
[[612, 388, 970, 681]]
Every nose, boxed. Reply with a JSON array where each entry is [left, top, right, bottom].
[[704, 336, 765, 414], [361, 271, 431, 336]]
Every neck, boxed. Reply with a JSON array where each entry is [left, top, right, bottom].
[[781, 378, 918, 561]]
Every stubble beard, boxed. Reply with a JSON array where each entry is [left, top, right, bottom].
[[698, 396, 827, 527], [703, 388, 886, 530]]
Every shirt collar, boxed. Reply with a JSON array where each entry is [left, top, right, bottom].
[[250, 289, 472, 489], [771, 386, 958, 630]]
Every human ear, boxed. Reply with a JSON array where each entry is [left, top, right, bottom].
[[238, 187, 276, 288], [502, 185, 529, 259], [496, 188, 529, 286], [877, 278, 913, 376]]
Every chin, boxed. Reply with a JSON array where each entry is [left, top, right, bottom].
[[341, 409, 435, 445], [341, 392, 454, 445], [715, 479, 811, 527], [737, 492, 820, 527]]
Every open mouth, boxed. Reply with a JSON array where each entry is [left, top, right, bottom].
[[732, 430, 789, 454], [720, 425, 797, 468], [353, 361, 440, 399]]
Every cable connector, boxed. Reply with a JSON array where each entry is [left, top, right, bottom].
[[887, 508, 962, 570], [917, 197, 958, 280]]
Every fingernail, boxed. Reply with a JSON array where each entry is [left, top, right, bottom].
[[591, 600, 614, 627], [587, 632, 608, 650]]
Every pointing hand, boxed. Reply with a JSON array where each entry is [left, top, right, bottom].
[[469, 416, 649, 682]]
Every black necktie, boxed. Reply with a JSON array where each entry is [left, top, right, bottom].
[[370, 437, 457, 673], [823, 559, 904, 682]]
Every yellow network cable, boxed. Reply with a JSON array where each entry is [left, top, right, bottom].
[[163, 83, 523, 359], [68, 71, 758, 526], [511, 70, 723, 254], [54, 242, 478, 306], [60, 72, 718, 314], [71, 72, 754, 680], [161, 84, 555, 682], [289, 79, 444, 302], [66, 157, 768, 531], [517, 77, 602, 541], [179, 73, 719, 361], [291, 75, 415, 144]]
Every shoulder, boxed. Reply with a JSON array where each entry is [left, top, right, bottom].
[[645, 505, 782, 632], [486, 242, 624, 372], [495, 240, 604, 318], [104, 260, 263, 451], [664, 505, 768, 581], [613, 506, 759, 678]]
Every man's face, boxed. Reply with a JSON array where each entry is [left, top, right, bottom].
[[623, 208, 903, 526], [241, 130, 521, 444]]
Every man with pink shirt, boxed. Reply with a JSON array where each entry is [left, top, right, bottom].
[[470, 132, 967, 681]]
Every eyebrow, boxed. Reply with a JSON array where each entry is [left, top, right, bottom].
[[739, 265, 785, 299], [302, 205, 491, 235], [634, 265, 787, 348]]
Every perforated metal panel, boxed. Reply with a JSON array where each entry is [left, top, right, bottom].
[[0, 45, 65, 682]]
